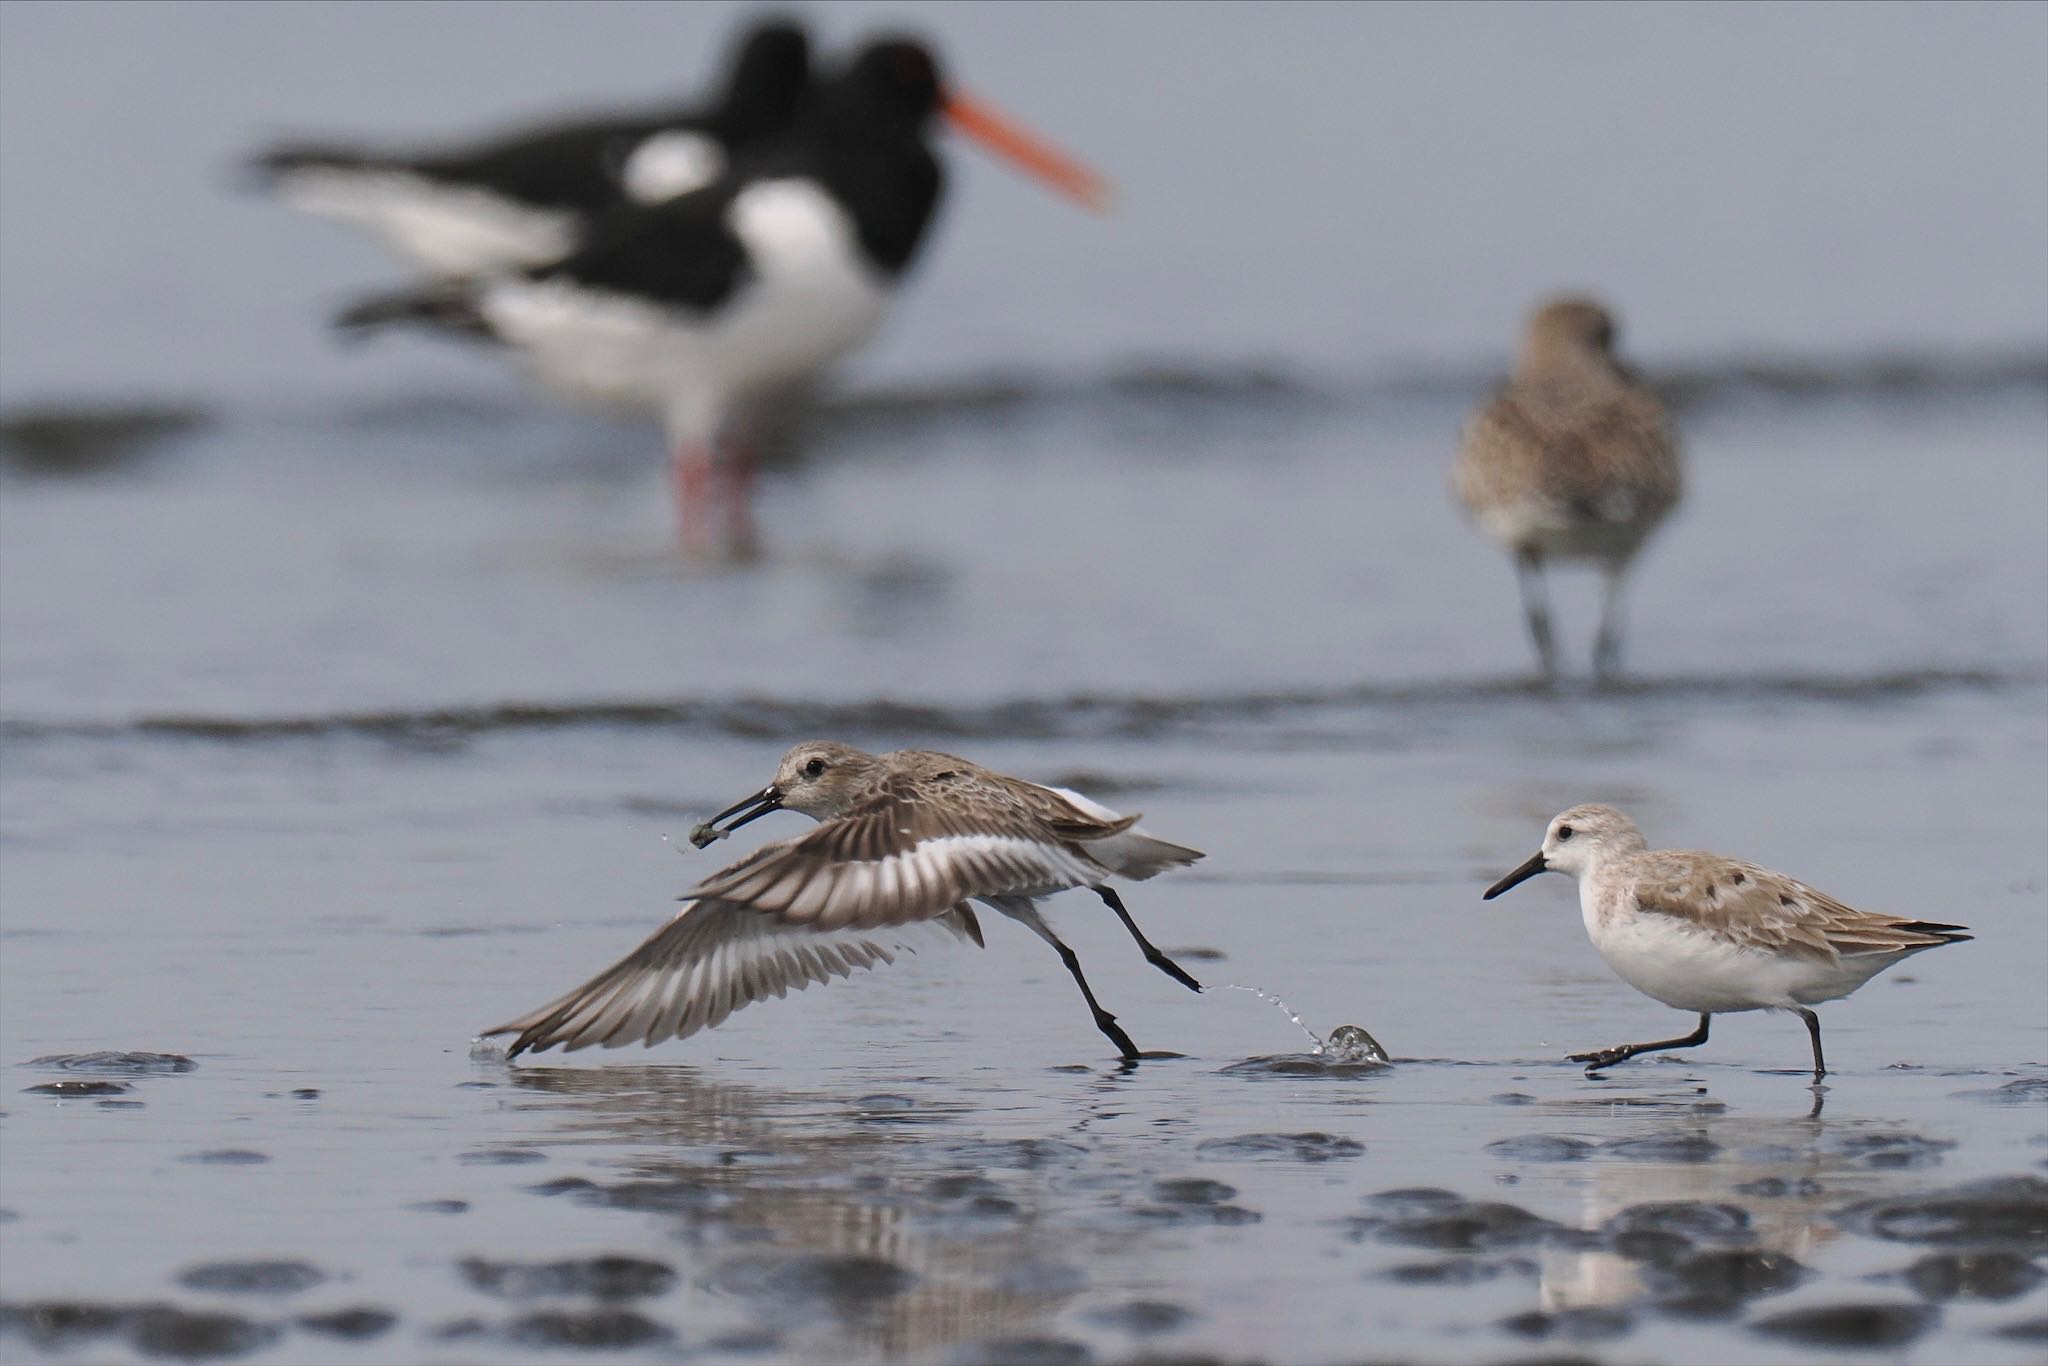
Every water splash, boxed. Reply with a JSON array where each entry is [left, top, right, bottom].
[[1322, 1024, 1390, 1065], [1220, 984, 1325, 1052]]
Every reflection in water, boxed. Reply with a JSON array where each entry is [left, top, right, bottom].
[[505, 1065, 1079, 1357], [1535, 1084, 1949, 1314]]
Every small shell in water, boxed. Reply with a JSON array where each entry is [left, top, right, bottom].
[[688, 821, 728, 849]]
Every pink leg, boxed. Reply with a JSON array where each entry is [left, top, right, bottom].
[[719, 436, 760, 560], [673, 443, 714, 553]]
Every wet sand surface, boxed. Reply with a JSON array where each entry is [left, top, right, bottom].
[[2, 375, 2045, 1364]]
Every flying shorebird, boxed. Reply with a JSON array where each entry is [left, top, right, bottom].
[[1452, 297, 1683, 683], [250, 18, 812, 277], [1483, 803, 1970, 1079], [485, 741, 1204, 1061], [335, 36, 1108, 556]]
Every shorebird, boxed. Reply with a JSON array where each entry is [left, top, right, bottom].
[[335, 36, 1106, 556], [250, 18, 812, 277], [1451, 297, 1683, 683], [486, 741, 1203, 1061], [1483, 804, 1970, 1079]]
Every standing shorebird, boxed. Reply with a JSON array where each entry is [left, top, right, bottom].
[[1483, 804, 1969, 1079], [250, 18, 813, 277], [1452, 297, 1682, 683], [485, 742, 1204, 1061], [336, 37, 1106, 556]]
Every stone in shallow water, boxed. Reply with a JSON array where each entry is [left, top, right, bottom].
[[1900, 1251, 2045, 1302], [296, 1307, 397, 1340], [22, 1080, 131, 1096], [1195, 1132, 1363, 1162], [1498, 1305, 1636, 1342], [1751, 1301, 1936, 1348], [27, 1051, 197, 1074], [1734, 1175, 1822, 1199], [1321, 1025, 1390, 1064], [177, 1262, 326, 1295], [1833, 1175, 2048, 1252], [1486, 1134, 1595, 1163], [459, 1255, 676, 1301]]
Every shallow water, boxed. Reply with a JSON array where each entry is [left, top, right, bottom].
[[3, 376, 2045, 1364], [3, 4, 2047, 1359]]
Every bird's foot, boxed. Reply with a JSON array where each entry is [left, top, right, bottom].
[[1568, 1045, 1634, 1072]]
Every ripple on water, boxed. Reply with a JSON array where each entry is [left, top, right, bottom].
[[1599, 1132, 1722, 1163], [1642, 1248, 1810, 1318], [1497, 1305, 1636, 1343], [1219, 1054, 1390, 1079], [1950, 1075, 2048, 1105], [457, 1147, 546, 1166], [1485, 1134, 1596, 1163], [0, 1303, 287, 1360], [504, 1309, 672, 1350], [1377, 1257, 1539, 1286], [1194, 1132, 1363, 1162], [1603, 1201, 1753, 1247], [940, 1138, 1089, 1169], [942, 1336, 1093, 1366], [705, 1253, 917, 1308], [1833, 1175, 2048, 1252], [178, 1150, 269, 1166], [1084, 1299, 1195, 1335], [26, 1052, 197, 1074], [22, 1080, 131, 1097]]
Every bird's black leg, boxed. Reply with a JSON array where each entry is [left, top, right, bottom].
[[1794, 1008, 1826, 1080], [1041, 927, 1140, 1060], [1095, 887, 1202, 991], [1570, 1013, 1711, 1074]]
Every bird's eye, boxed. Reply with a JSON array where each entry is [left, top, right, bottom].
[[1556, 825, 1575, 841], [804, 758, 827, 777]]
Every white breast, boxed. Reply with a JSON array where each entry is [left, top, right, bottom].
[[619, 131, 724, 204]]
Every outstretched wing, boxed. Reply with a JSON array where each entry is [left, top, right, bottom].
[[687, 773, 1111, 929], [484, 899, 981, 1057]]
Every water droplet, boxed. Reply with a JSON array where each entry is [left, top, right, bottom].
[[1219, 984, 1323, 1051]]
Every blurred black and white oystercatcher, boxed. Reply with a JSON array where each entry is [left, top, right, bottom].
[[251, 18, 813, 277], [336, 36, 1107, 556]]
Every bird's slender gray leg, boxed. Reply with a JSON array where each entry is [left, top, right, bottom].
[[1514, 547, 1558, 683], [1794, 1008, 1826, 1080], [1094, 887, 1202, 992], [1592, 556, 1630, 682], [1570, 1013, 1711, 1074], [1002, 902, 1141, 1059]]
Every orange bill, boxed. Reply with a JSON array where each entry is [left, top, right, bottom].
[[943, 89, 1112, 213]]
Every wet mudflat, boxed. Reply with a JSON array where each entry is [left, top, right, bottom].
[[2, 371, 2044, 1363]]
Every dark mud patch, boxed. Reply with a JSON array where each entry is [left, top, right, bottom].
[[296, 1307, 397, 1340], [942, 1137, 1089, 1169], [179, 1149, 270, 1166], [1643, 1249, 1810, 1315], [177, 1261, 326, 1295], [1352, 1197, 1556, 1252], [407, 1198, 469, 1215], [706, 1253, 917, 1308], [0, 404, 208, 476], [1897, 1251, 2045, 1301], [2, 1301, 287, 1360], [1377, 1258, 1537, 1286], [1084, 1299, 1195, 1334], [1603, 1201, 1753, 1247], [941, 1336, 1093, 1366], [1823, 1131, 1956, 1170], [1195, 1132, 1363, 1162], [25, 1051, 196, 1074], [506, 1308, 672, 1349], [1151, 1178, 1237, 1206], [458, 1146, 547, 1166], [1498, 1305, 1636, 1342], [460, 1255, 677, 1301], [1751, 1301, 1937, 1348]]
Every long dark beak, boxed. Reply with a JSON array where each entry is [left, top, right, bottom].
[[1482, 852, 1549, 900], [690, 785, 783, 848]]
